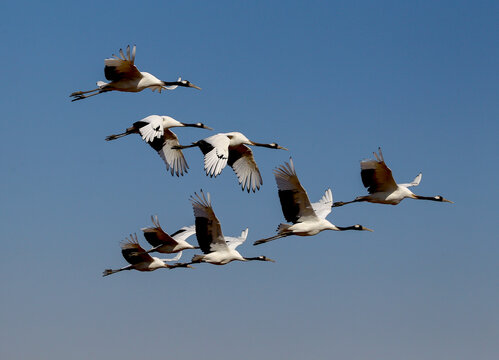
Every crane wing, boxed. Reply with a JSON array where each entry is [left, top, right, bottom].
[[360, 148, 398, 193], [104, 45, 141, 81], [228, 145, 263, 192], [311, 188, 333, 219], [197, 135, 230, 177], [399, 173, 422, 188], [137, 115, 164, 143], [159, 251, 184, 262], [120, 234, 154, 265], [225, 228, 249, 250], [190, 191, 228, 254], [170, 225, 196, 243], [157, 130, 189, 176], [141, 215, 178, 247], [274, 158, 316, 223]]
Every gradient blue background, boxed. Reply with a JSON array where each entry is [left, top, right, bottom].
[[1, 1, 497, 359]]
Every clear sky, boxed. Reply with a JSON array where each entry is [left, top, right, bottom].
[[1, 1, 497, 359]]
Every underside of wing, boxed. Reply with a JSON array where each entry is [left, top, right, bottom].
[[311, 188, 333, 219], [170, 225, 196, 243], [274, 158, 316, 223], [104, 45, 141, 81], [156, 130, 188, 176], [225, 228, 249, 250], [399, 173, 422, 188], [137, 115, 164, 143], [190, 191, 227, 254], [198, 135, 230, 177], [141, 216, 178, 247], [360, 149, 398, 193], [228, 145, 263, 192], [120, 234, 154, 264]]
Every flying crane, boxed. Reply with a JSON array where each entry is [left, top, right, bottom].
[[254, 158, 373, 246], [106, 115, 212, 176], [175, 132, 287, 192], [70, 45, 200, 101], [332, 148, 453, 207]]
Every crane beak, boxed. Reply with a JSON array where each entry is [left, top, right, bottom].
[[189, 83, 202, 90], [277, 145, 288, 150], [202, 124, 213, 130], [442, 198, 454, 203], [363, 227, 374, 232], [266, 257, 276, 262]]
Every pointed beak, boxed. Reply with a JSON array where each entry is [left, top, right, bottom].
[[266, 258, 276, 263], [202, 125, 213, 130], [189, 83, 201, 90], [363, 227, 374, 232], [277, 145, 288, 151], [443, 199, 454, 203]]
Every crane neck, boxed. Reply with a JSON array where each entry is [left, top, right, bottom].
[[335, 225, 358, 231]]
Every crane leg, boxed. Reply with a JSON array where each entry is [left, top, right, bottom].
[[70, 88, 100, 97], [70, 90, 110, 102], [70, 88, 111, 101], [253, 233, 289, 246], [102, 265, 132, 277], [332, 198, 362, 207], [168, 262, 194, 269]]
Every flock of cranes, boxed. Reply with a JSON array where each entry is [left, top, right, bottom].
[[71, 45, 453, 276]]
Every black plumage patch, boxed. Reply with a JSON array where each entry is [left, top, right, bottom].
[[122, 248, 149, 265], [361, 169, 376, 193], [132, 121, 149, 129], [196, 140, 214, 155], [227, 149, 241, 167], [104, 66, 120, 81], [147, 135, 165, 152], [195, 217, 214, 254], [142, 232, 163, 247], [278, 190, 301, 223]]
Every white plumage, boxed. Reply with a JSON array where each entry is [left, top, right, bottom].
[[106, 115, 212, 176], [254, 158, 373, 246], [141, 215, 198, 254], [176, 132, 287, 192], [333, 148, 453, 206], [70, 45, 201, 101], [174, 190, 274, 266], [103, 234, 191, 277]]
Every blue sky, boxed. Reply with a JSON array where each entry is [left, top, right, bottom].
[[1, 1, 497, 359]]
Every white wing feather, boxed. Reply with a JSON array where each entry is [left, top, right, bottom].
[[203, 135, 230, 177], [399, 173, 422, 188], [158, 130, 189, 176], [171, 225, 196, 243], [229, 145, 263, 192], [139, 115, 164, 142], [225, 228, 249, 250], [160, 251, 183, 262], [311, 188, 333, 219]]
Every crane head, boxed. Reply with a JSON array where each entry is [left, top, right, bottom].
[[257, 256, 275, 262], [180, 79, 201, 90], [194, 122, 213, 130], [354, 224, 374, 232], [435, 195, 453, 203], [268, 143, 288, 151]]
